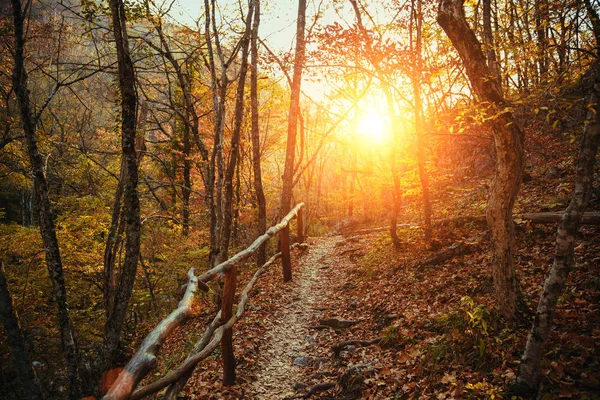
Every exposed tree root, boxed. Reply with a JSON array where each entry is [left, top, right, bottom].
[[332, 338, 382, 358], [284, 382, 336, 399]]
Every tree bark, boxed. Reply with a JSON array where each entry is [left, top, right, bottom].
[[412, 0, 433, 245], [217, 2, 254, 385], [482, 0, 503, 94], [534, 0, 548, 81], [10, 0, 86, 396], [438, 0, 525, 321], [182, 114, 192, 236], [204, 0, 228, 268], [280, 0, 307, 282], [516, 3, 600, 392], [250, 0, 267, 267], [101, 0, 142, 375], [0, 260, 44, 400], [103, 160, 125, 317]]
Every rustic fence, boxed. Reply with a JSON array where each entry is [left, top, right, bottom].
[[103, 203, 305, 400]]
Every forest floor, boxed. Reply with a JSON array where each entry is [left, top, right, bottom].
[[165, 217, 600, 399]]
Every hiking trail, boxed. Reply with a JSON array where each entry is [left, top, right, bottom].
[[246, 235, 343, 398]]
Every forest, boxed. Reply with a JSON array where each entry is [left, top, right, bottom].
[[0, 0, 599, 398]]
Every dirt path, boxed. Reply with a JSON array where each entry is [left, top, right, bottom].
[[246, 235, 342, 399]]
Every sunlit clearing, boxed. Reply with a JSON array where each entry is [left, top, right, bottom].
[[357, 109, 388, 143]]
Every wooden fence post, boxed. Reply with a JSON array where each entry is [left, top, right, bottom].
[[297, 207, 304, 243], [280, 225, 292, 282]]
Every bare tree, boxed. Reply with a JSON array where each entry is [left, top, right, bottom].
[[280, 0, 307, 282], [515, 2, 600, 393], [250, 0, 267, 267], [411, 0, 433, 245], [219, 0, 255, 385]]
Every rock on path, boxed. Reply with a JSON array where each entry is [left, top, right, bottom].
[[245, 235, 342, 399]]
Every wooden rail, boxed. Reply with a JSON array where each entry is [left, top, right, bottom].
[[103, 203, 305, 400]]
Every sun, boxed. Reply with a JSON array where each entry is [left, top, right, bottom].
[[356, 109, 388, 143]]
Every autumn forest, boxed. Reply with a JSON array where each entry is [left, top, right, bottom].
[[0, 0, 599, 398]]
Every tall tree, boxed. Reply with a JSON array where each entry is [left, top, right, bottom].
[[411, 0, 433, 245], [250, 0, 267, 267], [204, 0, 229, 268], [219, 0, 254, 385], [10, 0, 87, 396], [279, 0, 307, 282], [99, 0, 142, 375], [348, 0, 404, 249], [482, 0, 502, 95], [438, 0, 525, 320], [516, 2, 600, 392]]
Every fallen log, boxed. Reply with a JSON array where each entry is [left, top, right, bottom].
[[515, 211, 600, 224], [131, 243, 305, 400], [345, 212, 600, 235], [103, 268, 200, 400], [332, 338, 381, 358], [434, 212, 600, 226]]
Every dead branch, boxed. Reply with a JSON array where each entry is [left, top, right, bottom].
[[435, 212, 600, 226], [345, 212, 600, 235], [103, 268, 200, 400]]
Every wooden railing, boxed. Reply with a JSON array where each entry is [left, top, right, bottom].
[[103, 203, 305, 400]]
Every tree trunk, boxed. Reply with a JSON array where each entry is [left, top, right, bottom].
[[516, 3, 600, 392], [204, 0, 228, 268], [482, 0, 503, 94], [412, 0, 433, 245], [10, 0, 86, 396], [438, 0, 525, 320], [534, 0, 548, 80], [279, 0, 307, 282], [250, 0, 267, 267], [103, 161, 125, 317], [101, 0, 142, 375], [349, 0, 403, 249], [182, 115, 192, 236], [0, 260, 44, 400], [218, 2, 254, 385], [297, 206, 305, 243]]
